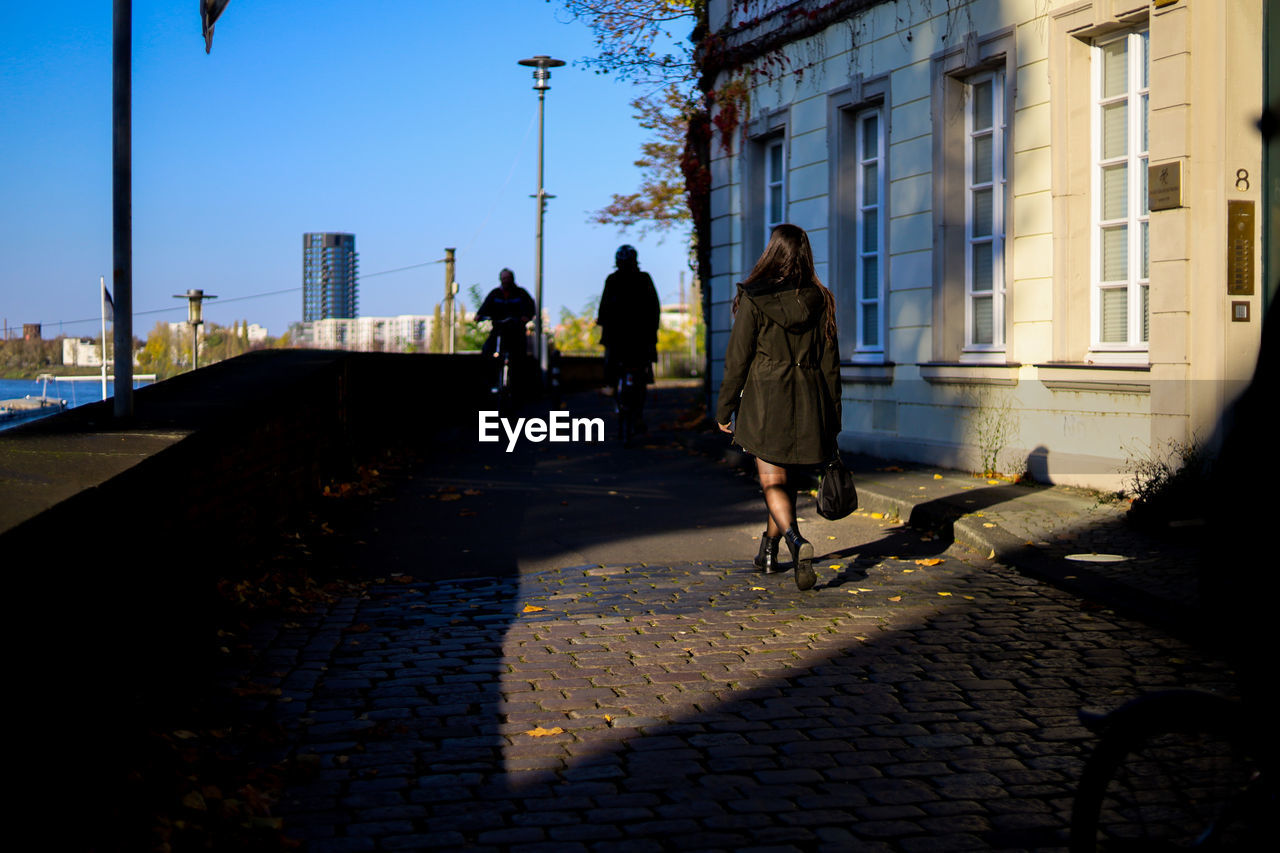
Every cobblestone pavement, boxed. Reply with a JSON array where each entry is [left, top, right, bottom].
[[687, 405, 1210, 647], [235, 539, 1234, 852], [832, 461, 1208, 642]]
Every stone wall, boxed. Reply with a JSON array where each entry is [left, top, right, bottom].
[[2, 349, 491, 704]]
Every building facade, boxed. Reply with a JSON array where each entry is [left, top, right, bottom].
[[303, 232, 359, 322], [301, 315, 433, 353], [63, 337, 104, 368], [704, 0, 1271, 490]]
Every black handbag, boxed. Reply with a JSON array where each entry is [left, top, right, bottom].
[[816, 454, 858, 520]]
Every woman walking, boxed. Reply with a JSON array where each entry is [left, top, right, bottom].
[[716, 224, 842, 590]]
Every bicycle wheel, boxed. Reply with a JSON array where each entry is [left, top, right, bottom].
[[1070, 690, 1264, 851], [615, 376, 630, 443], [497, 354, 514, 418], [616, 402, 632, 444]]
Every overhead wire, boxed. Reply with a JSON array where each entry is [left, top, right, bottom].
[[36, 107, 540, 333], [38, 257, 454, 331], [459, 105, 539, 254]]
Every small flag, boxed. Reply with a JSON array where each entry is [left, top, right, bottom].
[[102, 281, 114, 322], [201, 0, 233, 54]]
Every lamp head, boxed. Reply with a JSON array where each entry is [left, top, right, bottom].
[[518, 55, 565, 90], [173, 288, 216, 325]]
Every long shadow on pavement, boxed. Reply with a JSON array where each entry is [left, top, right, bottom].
[[225, 385, 1241, 851], [267, 551, 1236, 850]]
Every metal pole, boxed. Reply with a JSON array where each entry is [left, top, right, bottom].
[[535, 88, 547, 374], [192, 323, 199, 371], [444, 247, 456, 354], [112, 0, 134, 418], [518, 55, 562, 380]]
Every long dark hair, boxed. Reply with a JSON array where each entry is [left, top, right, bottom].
[[735, 223, 838, 344]]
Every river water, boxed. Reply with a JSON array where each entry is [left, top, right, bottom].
[[0, 376, 155, 431]]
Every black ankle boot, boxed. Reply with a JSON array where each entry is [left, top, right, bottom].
[[784, 528, 815, 590], [754, 534, 782, 574]]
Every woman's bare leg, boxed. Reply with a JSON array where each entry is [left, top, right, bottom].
[[756, 458, 797, 538]]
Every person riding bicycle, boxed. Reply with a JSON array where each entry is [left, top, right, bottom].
[[477, 268, 536, 358], [476, 268, 536, 403]]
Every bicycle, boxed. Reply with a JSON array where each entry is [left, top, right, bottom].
[[546, 345, 562, 411], [488, 318, 527, 418], [1069, 689, 1272, 850], [614, 361, 649, 446]]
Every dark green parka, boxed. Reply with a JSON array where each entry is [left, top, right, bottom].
[[715, 277, 842, 465]]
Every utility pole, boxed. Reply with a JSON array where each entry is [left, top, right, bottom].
[[444, 248, 456, 354], [681, 271, 694, 363], [112, 0, 134, 418]]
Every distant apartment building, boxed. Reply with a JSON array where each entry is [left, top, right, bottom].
[[167, 321, 207, 339], [303, 232, 359, 322], [63, 337, 103, 367], [660, 303, 697, 334], [171, 321, 266, 342], [62, 337, 141, 368], [302, 315, 434, 352]]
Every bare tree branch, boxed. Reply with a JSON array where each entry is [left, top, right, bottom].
[[554, 0, 701, 85]]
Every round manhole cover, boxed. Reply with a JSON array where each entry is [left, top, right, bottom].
[[1065, 553, 1129, 563]]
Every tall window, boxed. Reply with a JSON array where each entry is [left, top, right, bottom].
[[1093, 29, 1149, 351], [855, 109, 885, 354], [765, 137, 785, 239], [966, 70, 1006, 351], [745, 123, 788, 271]]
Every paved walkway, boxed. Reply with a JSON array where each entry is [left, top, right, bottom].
[[258, 558, 1230, 852], [210, 384, 1227, 852], [810, 452, 1205, 646]]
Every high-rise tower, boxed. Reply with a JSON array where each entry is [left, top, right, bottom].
[[302, 233, 358, 322]]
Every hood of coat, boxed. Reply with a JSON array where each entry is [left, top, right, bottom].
[[740, 278, 825, 332]]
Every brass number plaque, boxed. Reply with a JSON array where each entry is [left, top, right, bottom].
[[1148, 162, 1182, 211], [1227, 200, 1255, 296]]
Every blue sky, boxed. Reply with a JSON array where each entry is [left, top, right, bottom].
[[0, 1, 695, 340]]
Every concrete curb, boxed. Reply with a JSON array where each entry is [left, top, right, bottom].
[[685, 426, 1206, 647]]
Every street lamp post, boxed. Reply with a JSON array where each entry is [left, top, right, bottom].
[[517, 54, 564, 377], [174, 289, 217, 370]]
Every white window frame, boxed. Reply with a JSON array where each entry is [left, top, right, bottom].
[[854, 108, 886, 356], [963, 69, 1006, 355], [764, 136, 786, 241], [1090, 28, 1149, 357]]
